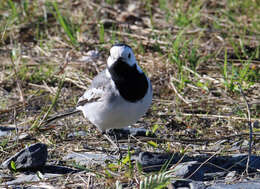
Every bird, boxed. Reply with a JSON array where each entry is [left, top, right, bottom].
[[44, 43, 153, 133]]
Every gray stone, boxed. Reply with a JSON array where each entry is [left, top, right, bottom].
[[189, 181, 206, 189], [0, 165, 78, 186], [204, 172, 226, 180], [40, 165, 78, 174], [207, 180, 260, 189], [170, 180, 207, 189], [136, 151, 260, 182], [78, 50, 99, 63], [225, 171, 236, 181], [137, 152, 181, 172], [0, 172, 14, 182], [1, 143, 47, 171], [2, 173, 61, 186], [0, 126, 15, 137], [229, 154, 260, 170], [253, 121, 259, 128], [170, 180, 189, 188], [170, 180, 196, 189], [67, 131, 87, 138], [170, 180, 260, 189], [63, 152, 117, 166], [229, 140, 243, 151], [107, 127, 156, 140], [18, 133, 31, 140], [173, 161, 204, 181], [3, 174, 39, 186]]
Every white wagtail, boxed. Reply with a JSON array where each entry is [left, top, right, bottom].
[[44, 44, 153, 134]]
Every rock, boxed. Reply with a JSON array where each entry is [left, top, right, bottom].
[[18, 133, 31, 140], [3, 174, 39, 186], [189, 181, 207, 189], [207, 179, 260, 189], [204, 172, 226, 180], [0, 172, 14, 182], [2, 143, 48, 171], [225, 171, 236, 181], [241, 140, 249, 147], [227, 154, 260, 171], [0, 127, 31, 140], [173, 161, 204, 181], [2, 173, 61, 186], [100, 19, 117, 29], [136, 151, 260, 182], [170, 180, 191, 189], [137, 152, 181, 172], [78, 50, 99, 63], [67, 131, 87, 138], [253, 121, 259, 128], [170, 180, 206, 189], [170, 179, 260, 189], [0, 126, 15, 137], [1, 165, 78, 186], [229, 140, 243, 151], [107, 127, 156, 140], [40, 165, 78, 174], [63, 152, 117, 166]]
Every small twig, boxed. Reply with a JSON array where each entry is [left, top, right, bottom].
[[103, 134, 118, 149], [171, 76, 199, 90], [227, 156, 248, 172], [56, 51, 71, 75], [186, 147, 223, 179], [170, 145, 192, 170], [41, 108, 80, 126], [39, 79, 64, 126], [61, 77, 88, 90], [77, 174, 89, 185], [30, 77, 64, 130], [178, 113, 260, 122], [28, 82, 55, 94], [34, 45, 50, 57], [13, 108, 19, 144], [169, 77, 192, 105], [182, 65, 202, 79], [238, 83, 252, 175], [10, 50, 25, 104], [116, 132, 260, 146], [43, 80, 56, 94], [107, 29, 172, 46]]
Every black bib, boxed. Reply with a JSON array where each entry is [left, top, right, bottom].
[[108, 59, 148, 102]]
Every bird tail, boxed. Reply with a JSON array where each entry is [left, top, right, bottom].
[[42, 108, 81, 126]]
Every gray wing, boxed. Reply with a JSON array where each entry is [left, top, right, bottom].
[[90, 70, 111, 89], [77, 70, 115, 107]]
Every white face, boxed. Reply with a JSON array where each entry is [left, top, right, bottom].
[[107, 45, 143, 73]]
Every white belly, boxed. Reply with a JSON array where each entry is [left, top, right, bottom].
[[77, 86, 152, 132]]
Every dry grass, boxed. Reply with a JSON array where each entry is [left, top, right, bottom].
[[0, 0, 260, 188]]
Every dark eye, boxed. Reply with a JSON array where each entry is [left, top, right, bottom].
[[128, 53, 131, 59]]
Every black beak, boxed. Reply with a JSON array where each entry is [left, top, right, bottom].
[[116, 57, 124, 62], [114, 57, 126, 66]]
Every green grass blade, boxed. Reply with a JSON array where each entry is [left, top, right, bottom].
[[52, 2, 78, 46], [30, 77, 64, 130]]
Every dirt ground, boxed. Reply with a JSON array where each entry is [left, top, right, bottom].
[[0, 0, 259, 188]]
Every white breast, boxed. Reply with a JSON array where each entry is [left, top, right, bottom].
[[76, 80, 152, 132]]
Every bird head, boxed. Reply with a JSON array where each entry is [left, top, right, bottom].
[[107, 44, 143, 74]]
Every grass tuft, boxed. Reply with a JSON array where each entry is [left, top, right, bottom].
[[50, 2, 78, 46]]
